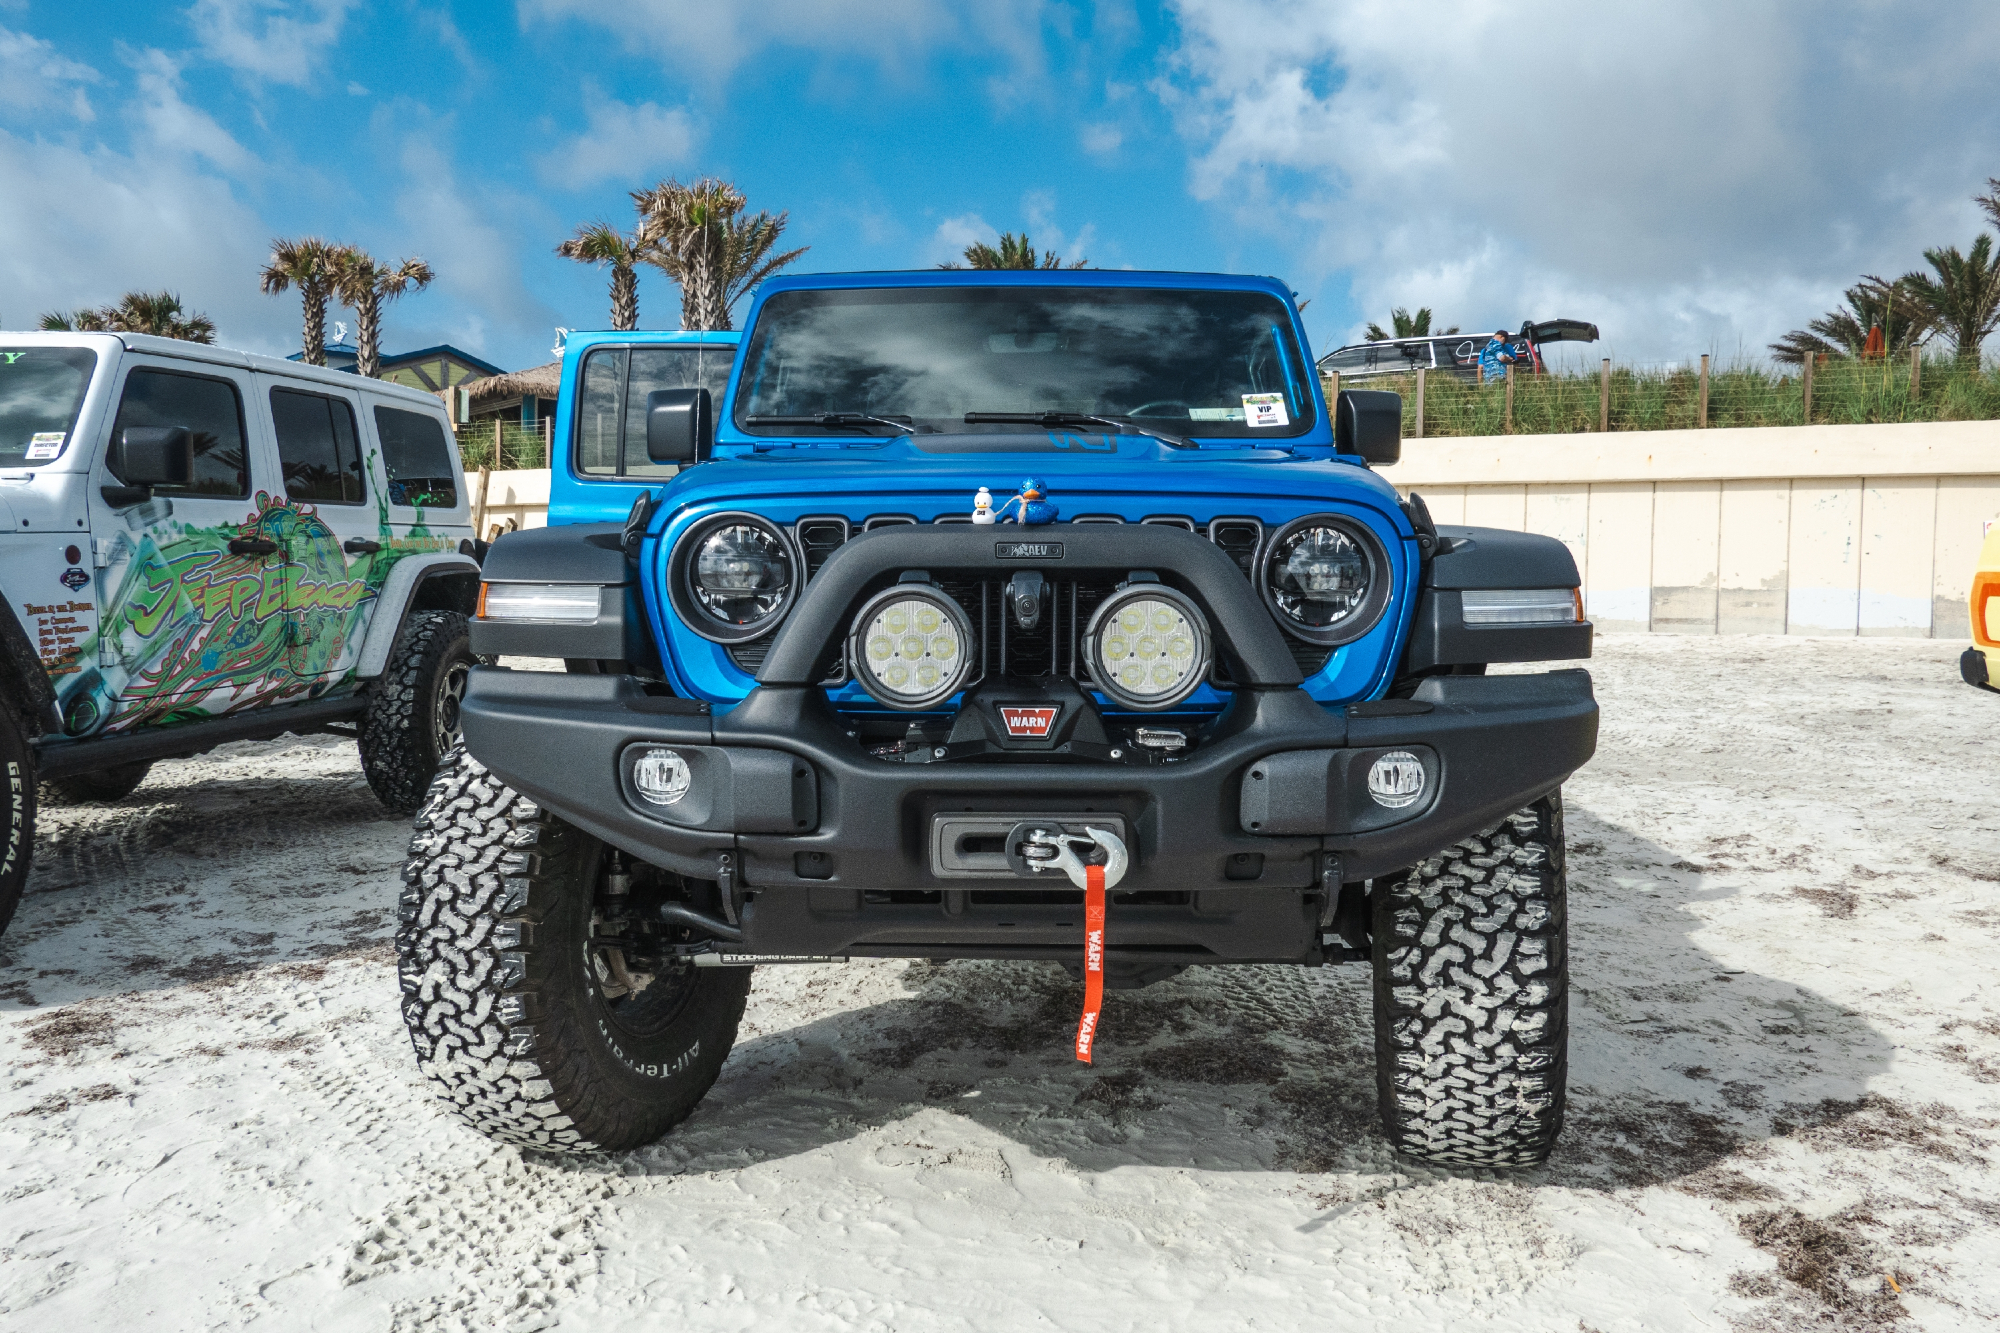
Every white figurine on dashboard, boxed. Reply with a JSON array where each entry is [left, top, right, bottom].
[[970, 486, 996, 524]]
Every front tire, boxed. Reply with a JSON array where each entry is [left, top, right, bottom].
[[396, 747, 750, 1153], [1372, 792, 1568, 1168], [43, 760, 152, 805], [0, 709, 36, 937], [359, 610, 474, 815]]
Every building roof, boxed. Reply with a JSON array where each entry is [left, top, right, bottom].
[[467, 361, 561, 405], [384, 344, 506, 378]]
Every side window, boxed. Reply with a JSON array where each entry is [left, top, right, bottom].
[[271, 388, 365, 504], [109, 367, 248, 497], [373, 405, 458, 509], [573, 345, 728, 478]]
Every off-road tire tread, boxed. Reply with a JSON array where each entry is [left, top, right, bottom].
[[42, 761, 152, 806], [360, 609, 471, 814], [396, 746, 747, 1153], [0, 708, 35, 938], [1373, 792, 1568, 1168]]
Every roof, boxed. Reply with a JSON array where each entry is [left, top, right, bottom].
[[468, 361, 561, 404], [384, 344, 506, 377], [0, 332, 442, 407], [755, 269, 1294, 296]]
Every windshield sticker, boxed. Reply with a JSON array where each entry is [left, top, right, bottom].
[[25, 432, 64, 460], [1241, 393, 1290, 429], [1188, 408, 1245, 422]]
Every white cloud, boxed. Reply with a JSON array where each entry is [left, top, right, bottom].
[[187, 0, 354, 86], [0, 128, 281, 347], [0, 23, 99, 121], [127, 46, 257, 175], [927, 195, 1094, 268], [1163, 0, 2000, 361], [535, 85, 699, 191], [520, 0, 1045, 82], [1079, 121, 1122, 156]]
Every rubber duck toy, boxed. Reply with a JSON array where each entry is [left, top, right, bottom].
[[998, 477, 1059, 526], [970, 486, 997, 524]]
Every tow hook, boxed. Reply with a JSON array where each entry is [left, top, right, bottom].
[[1014, 824, 1128, 1063]]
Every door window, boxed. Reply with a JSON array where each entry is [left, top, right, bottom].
[[575, 345, 733, 477], [271, 387, 365, 504], [373, 405, 458, 508], [109, 368, 248, 496], [0, 346, 96, 468]]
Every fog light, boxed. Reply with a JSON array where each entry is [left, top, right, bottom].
[[632, 748, 692, 805], [1367, 750, 1426, 809], [1083, 585, 1211, 711]]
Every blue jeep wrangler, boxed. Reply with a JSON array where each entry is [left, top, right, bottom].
[[397, 271, 1598, 1168]]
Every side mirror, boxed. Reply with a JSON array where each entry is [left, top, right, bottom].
[[114, 426, 195, 487], [645, 388, 712, 464], [1335, 389, 1401, 466]]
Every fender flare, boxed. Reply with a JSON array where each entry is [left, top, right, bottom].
[[355, 555, 482, 679], [0, 600, 58, 737]]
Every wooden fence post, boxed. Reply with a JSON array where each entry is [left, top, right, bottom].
[[1910, 344, 1921, 399], [1698, 354, 1710, 428], [1413, 367, 1426, 439], [493, 418, 503, 469], [472, 465, 490, 540], [1599, 358, 1610, 432], [1503, 363, 1515, 434], [1802, 353, 1814, 424], [1327, 370, 1340, 403]]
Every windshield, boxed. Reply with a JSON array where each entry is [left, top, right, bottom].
[[0, 347, 97, 467], [735, 286, 1316, 439]]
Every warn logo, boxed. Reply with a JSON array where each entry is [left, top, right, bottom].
[[998, 705, 1060, 739]]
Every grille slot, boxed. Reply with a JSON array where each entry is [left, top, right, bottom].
[[1207, 517, 1263, 578]]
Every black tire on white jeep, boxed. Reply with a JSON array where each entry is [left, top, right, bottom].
[[42, 760, 153, 805], [1371, 791, 1568, 1168], [396, 747, 750, 1153], [0, 707, 36, 938], [358, 609, 475, 815]]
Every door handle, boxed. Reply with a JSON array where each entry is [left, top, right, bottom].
[[342, 538, 383, 555], [227, 538, 279, 556]]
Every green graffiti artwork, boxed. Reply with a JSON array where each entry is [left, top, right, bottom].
[[54, 490, 450, 737]]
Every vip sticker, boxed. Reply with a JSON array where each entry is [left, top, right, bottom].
[[1241, 393, 1289, 428]]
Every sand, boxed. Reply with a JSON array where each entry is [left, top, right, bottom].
[[2, 635, 1996, 1331]]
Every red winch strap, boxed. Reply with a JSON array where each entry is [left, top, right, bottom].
[[1075, 864, 1106, 1063]]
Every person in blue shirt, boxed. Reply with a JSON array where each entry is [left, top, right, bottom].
[[1479, 329, 1518, 384]]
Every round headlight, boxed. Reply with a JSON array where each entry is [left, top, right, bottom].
[[849, 586, 974, 710], [668, 513, 798, 643], [1256, 516, 1390, 646], [1083, 585, 1210, 711]]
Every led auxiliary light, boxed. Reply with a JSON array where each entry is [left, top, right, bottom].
[[1367, 750, 1426, 809], [632, 748, 693, 806], [849, 586, 974, 710], [1256, 516, 1389, 647], [668, 513, 798, 644], [1083, 585, 1210, 711]]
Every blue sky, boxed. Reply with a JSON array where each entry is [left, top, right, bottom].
[[4, 1, 1999, 372]]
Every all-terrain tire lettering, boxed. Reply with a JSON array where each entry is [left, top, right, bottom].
[[0, 709, 35, 938], [396, 745, 750, 1153], [1372, 792, 1568, 1168]]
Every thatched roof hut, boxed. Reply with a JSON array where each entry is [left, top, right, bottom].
[[466, 361, 560, 426]]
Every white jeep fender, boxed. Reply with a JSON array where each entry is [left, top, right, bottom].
[[355, 554, 482, 678]]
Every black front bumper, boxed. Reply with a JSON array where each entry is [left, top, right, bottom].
[[460, 669, 1596, 964]]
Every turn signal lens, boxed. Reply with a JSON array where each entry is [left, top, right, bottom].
[[479, 583, 601, 622], [1460, 588, 1583, 626], [1973, 573, 2000, 647]]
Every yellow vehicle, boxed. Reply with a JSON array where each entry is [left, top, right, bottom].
[[1963, 521, 2000, 692]]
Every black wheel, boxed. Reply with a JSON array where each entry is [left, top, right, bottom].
[[43, 760, 152, 805], [0, 709, 35, 938], [1372, 791, 1568, 1168], [359, 610, 474, 815], [396, 747, 750, 1153]]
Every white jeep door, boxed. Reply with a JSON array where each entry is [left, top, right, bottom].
[[257, 374, 382, 690], [70, 355, 291, 736]]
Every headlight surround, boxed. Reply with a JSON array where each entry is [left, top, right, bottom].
[[1083, 584, 1211, 711], [848, 585, 975, 710], [1255, 515, 1390, 647], [667, 512, 798, 644], [478, 583, 602, 622]]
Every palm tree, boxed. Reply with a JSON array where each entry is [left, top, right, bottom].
[[334, 251, 434, 378], [1904, 236, 2000, 364], [556, 221, 647, 331], [940, 231, 1086, 270], [1363, 306, 1457, 342], [634, 177, 809, 331], [1770, 274, 1935, 364], [260, 237, 350, 366], [1977, 177, 2000, 232], [40, 292, 214, 342]]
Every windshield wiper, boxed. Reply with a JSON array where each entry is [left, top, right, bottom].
[[746, 412, 919, 436], [963, 411, 1194, 450]]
